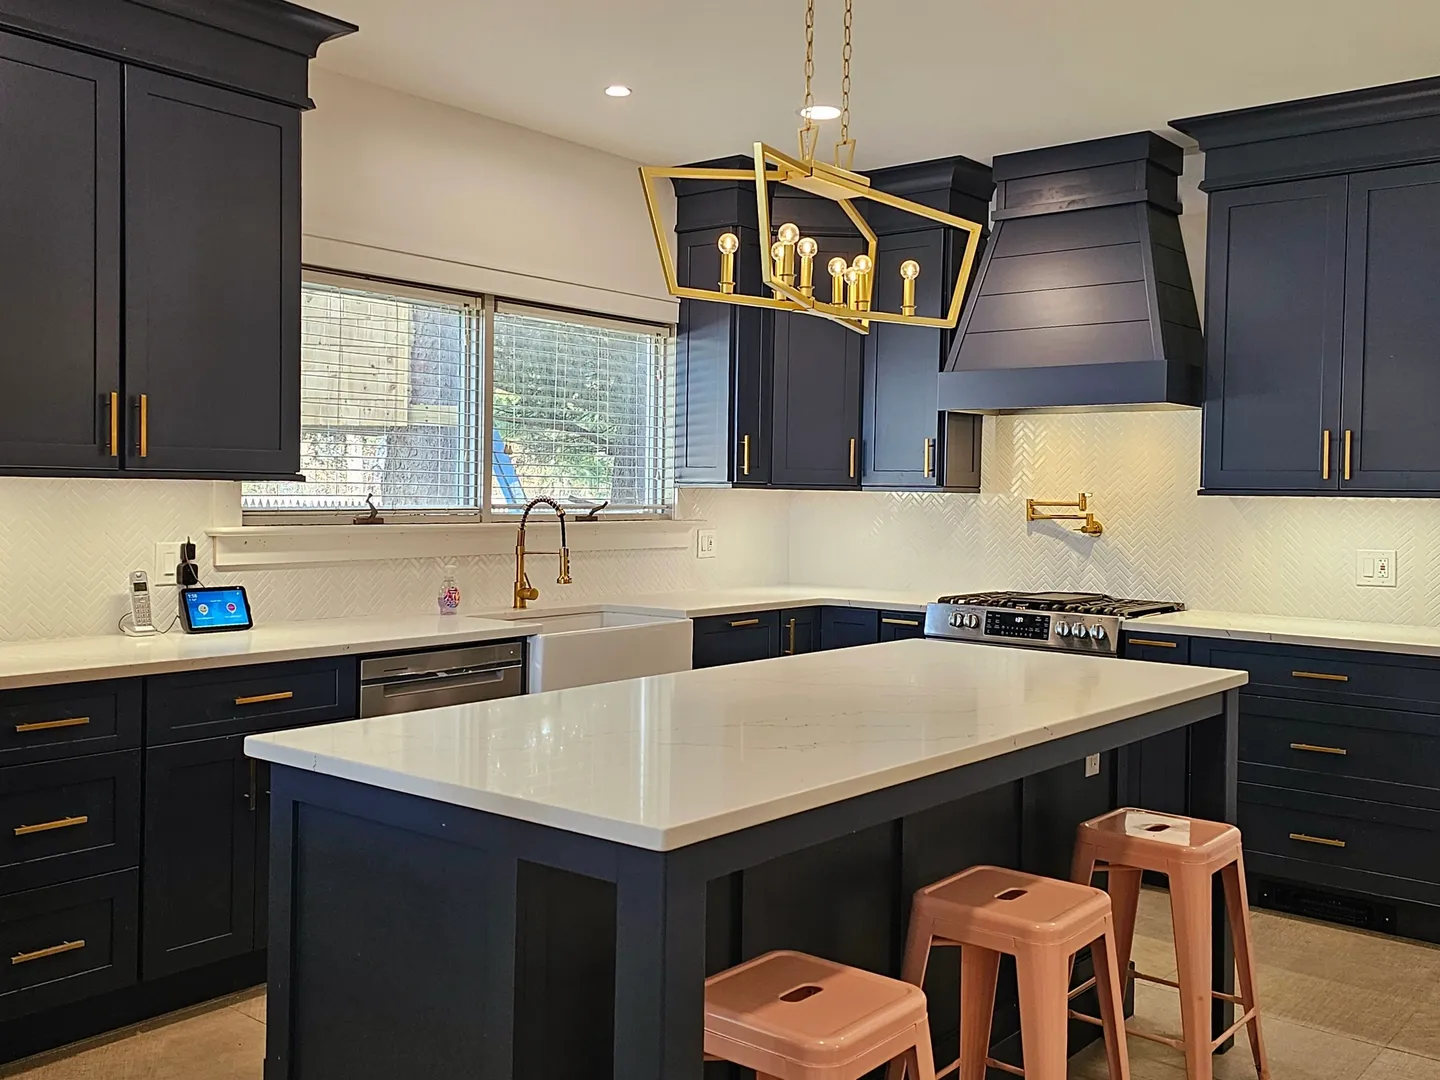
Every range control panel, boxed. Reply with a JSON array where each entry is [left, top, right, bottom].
[[984, 611, 1051, 641], [923, 603, 1122, 655]]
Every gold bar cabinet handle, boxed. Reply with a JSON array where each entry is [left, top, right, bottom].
[[234, 691, 294, 706], [849, 438, 857, 479], [11, 940, 85, 966], [1127, 638, 1178, 649], [1321, 429, 1331, 481], [786, 618, 797, 655], [741, 434, 751, 476], [923, 437, 933, 478], [1290, 832, 1346, 849], [882, 617, 920, 627], [14, 716, 89, 734], [14, 815, 89, 837], [1292, 670, 1349, 683], [1290, 742, 1348, 756], [1343, 429, 1352, 481], [108, 391, 119, 458], [138, 394, 148, 457], [728, 618, 760, 629]]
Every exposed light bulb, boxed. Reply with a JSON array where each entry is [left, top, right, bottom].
[[777, 222, 801, 245], [844, 267, 861, 283], [852, 254, 873, 274], [797, 104, 842, 121], [900, 259, 921, 280], [797, 237, 819, 259], [771, 241, 787, 260], [717, 232, 740, 255], [827, 257, 848, 275]]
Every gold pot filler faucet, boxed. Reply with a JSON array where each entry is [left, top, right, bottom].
[[513, 497, 572, 609]]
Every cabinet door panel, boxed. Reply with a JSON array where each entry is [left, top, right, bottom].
[[142, 736, 256, 978], [0, 32, 120, 471], [1201, 178, 1346, 491], [692, 612, 781, 668], [771, 237, 864, 488], [778, 608, 818, 656], [1341, 164, 1440, 491], [124, 69, 299, 476], [863, 230, 946, 488]]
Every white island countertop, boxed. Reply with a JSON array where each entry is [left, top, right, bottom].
[[246, 639, 1247, 851], [1131, 609, 1440, 659]]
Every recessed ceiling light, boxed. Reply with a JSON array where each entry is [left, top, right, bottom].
[[798, 104, 841, 120], [605, 85, 632, 98]]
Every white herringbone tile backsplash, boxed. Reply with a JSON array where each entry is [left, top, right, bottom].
[[4, 409, 1438, 642], [0, 481, 789, 642], [791, 409, 1440, 624]]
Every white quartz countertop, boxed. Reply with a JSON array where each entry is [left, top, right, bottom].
[[0, 615, 540, 691], [245, 640, 1247, 851], [1131, 609, 1440, 659]]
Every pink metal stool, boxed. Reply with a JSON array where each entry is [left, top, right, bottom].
[[891, 865, 1130, 1080], [705, 950, 938, 1080], [1072, 808, 1270, 1080]]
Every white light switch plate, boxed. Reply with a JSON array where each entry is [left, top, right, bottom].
[[1085, 753, 1101, 777], [153, 541, 184, 586], [1356, 549, 1397, 588], [696, 529, 717, 560]]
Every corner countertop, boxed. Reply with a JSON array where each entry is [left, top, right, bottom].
[[1130, 609, 1440, 659], [245, 639, 1247, 850], [0, 615, 541, 691]]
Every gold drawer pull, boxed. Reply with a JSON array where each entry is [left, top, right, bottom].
[[1292, 671, 1349, 683], [1290, 832, 1346, 849], [728, 618, 761, 629], [1128, 638, 1178, 649], [234, 691, 294, 706], [11, 939, 86, 965], [1290, 742, 1347, 756], [882, 617, 920, 627], [14, 716, 90, 734], [14, 815, 89, 837]]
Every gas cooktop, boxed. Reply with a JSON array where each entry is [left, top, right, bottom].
[[925, 592, 1184, 654]]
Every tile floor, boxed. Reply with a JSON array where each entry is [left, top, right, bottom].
[[4, 888, 1440, 1078]]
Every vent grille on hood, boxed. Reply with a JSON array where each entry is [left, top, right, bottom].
[[940, 132, 1202, 412]]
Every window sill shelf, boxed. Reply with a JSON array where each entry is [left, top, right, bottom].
[[208, 519, 695, 570]]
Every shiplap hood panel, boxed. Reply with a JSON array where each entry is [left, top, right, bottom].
[[939, 132, 1203, 412]]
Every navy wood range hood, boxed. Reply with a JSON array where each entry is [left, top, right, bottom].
[[939, 132, 1203, 413]]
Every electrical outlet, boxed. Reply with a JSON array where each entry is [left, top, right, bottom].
[[696, 529, 717, 560], [153, 540, 186, 586], [1085, 753, 1101, 778], [1356, 549, 1397, 588]]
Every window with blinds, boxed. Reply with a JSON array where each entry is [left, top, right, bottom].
[[241, 275, 673, 519]]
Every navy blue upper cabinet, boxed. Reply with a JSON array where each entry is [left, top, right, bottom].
[[1176, 79, 1440, 496], [1341, 164, 1440, 491], [1199, 178, 1347, 492]]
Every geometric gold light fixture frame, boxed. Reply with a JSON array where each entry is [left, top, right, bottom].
[[639, 0, 985, 335], [640, 145, 986, 335]]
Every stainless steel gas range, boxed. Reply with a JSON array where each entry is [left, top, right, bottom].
[[924, 592, 1184, 657]]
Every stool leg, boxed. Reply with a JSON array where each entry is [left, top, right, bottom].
[[1072, 836, 1099, 887], [1169, 864, 1215, 1080], [1016, 948, 1071, 1080], [1222, 860, 1271, 1079], [1106, 865, 1144, 991], [906, 1016, 940, 1080], [1092, 918, 1133, 1080], [959, 946, 1001, 1080], [887, 917, 937, 1080]]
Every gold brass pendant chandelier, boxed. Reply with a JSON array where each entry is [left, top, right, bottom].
[[640, 0, 985, 335]]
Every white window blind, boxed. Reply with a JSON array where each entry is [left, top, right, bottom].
[[491, 303, 673, 515], [242, 275, 673, 519]]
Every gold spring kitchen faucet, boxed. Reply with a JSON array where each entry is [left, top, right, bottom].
[[513, 497, 572, 609]]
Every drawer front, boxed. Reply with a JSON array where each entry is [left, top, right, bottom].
[[0, 752, 141, 895], [1240, 783, 1440, 886], [1240, 701, 1440, 794], [0, 869, 138, 1022], [147, 657, 359, 744], [0, 681, 141, 765], [1121, 631, 1191, 664], [878, 611, 925, 642], [692, 612, 780, 669], [1193, 640, 1440, 711]]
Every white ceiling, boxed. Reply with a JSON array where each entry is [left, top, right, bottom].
[[312, 0, 1440, 168]]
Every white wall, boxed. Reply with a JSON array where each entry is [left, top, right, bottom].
[[301, 68, 677, 325]]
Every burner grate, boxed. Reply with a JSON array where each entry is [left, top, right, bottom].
[[935, 591, 1183, 618]]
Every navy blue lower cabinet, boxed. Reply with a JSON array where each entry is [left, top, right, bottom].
[[818, 607, 879, 650], [1119, 631, 1192, 815], [878, 611, 926, 641], [691, 611, 781, 668], [777, 608, 818, 657]]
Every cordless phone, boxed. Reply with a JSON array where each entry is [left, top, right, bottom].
[[128, 570, 156, 634]]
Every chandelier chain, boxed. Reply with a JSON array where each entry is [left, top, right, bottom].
[[801, 0, 815, 137], [839, 0, 852, 145]]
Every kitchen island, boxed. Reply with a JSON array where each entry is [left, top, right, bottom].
[[246, 639, 1246, 1080]]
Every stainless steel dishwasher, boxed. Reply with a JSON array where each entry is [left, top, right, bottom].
[[358, 641, 525, 717]]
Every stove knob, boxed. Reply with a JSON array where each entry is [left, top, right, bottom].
[[1055, 622, 1070, 637], [964, 613, 981, 629], [949, 613, 965, 628], [1068, 622, 1087, 639], [1088, 624, 1107, 641]]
